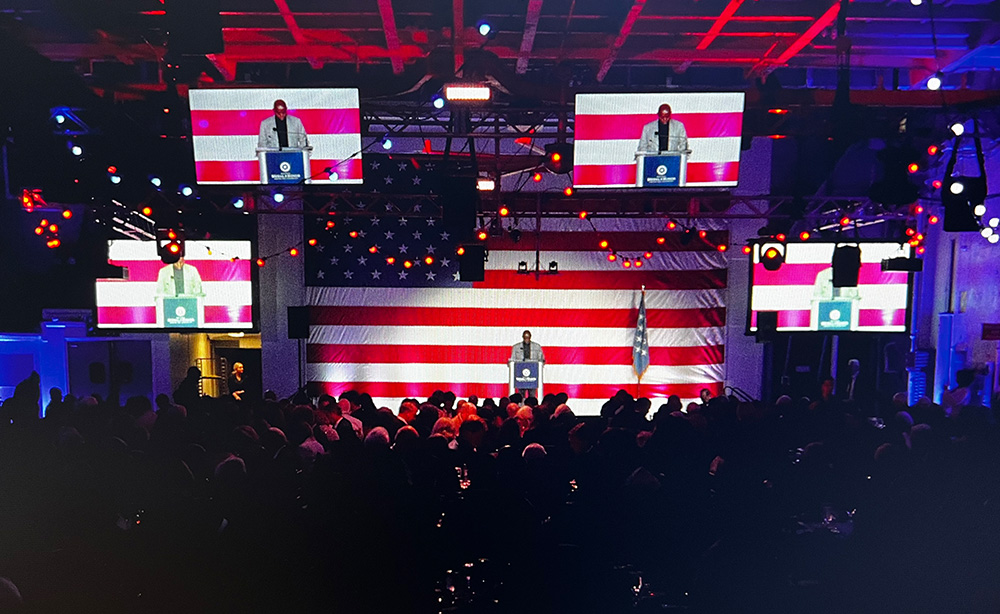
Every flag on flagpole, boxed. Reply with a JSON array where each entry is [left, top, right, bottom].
[[632, 287, 650, 380]]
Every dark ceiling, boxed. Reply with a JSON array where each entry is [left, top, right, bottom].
[[1, 0, 999, 101]]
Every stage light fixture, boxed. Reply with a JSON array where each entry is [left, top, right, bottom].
[[157, 228, 185, 264], [109, 175, 122, 184], [308, 238, 318, 246], [974, 204, 987, 217], [348, 230, 359, 238], [444, 84, 492, 102], [47, 239, 60, 249], [990, 218, 999, 228], [990, 234, 1000, 244], [656, 237, 666, 245], [477, 229, 488, 241], [928, 145, 939, 156], [329, 171, 339, 181], [456, 247, 465, 256], [478, 22, 491, 36], [643, 252, 653, 259], [179, 185, 194, 197], [368, 245, 378, 253], [432, 96, 445, 109], [950, 181, 964, 195], [839, 216, 851, 226], [532, 173, 542, 182], [578, 211, 587, 220], [232, 197, 244, 209], [424, 256, 434, 265], [927, 74, 942, 91], [742, 246, 751, 255], [386, 257, 396, 264], [149, 176, 162, 187], [932, 180, 942, 189], [607, 253, 617, 262], [908, 163, 920, 174], [381, 135, 393, 150], [69, 144, 83, 156], [289, 248, 299, 256], [478, 179, 496, 192], [273, 192, 284, 203], [928, 215, 939, 225], [761, 244, 785, 272], [981, 227, 993, 239], [623, 260, 632, 268], [667, 220, 678, 230], [698, 230, 708, 239], [403, 260, 413, 269], [497, 205, 509, 216], [518, 261, 528, 273], [717, 244, 727, 252], [141, 206, 153, 216], [562, 185, 572, 196], [54, 114, 66, 124], [256, 258, 265, 267], [799, 231, 811, 241], [950, 122, 965, 136], [634, 259, 643, 268], [599, 240, 609, 249], [548, 261, 558, 273]]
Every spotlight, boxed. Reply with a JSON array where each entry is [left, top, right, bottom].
[[607, 253, 617, 262], [432, 96, 445, 109], [54, 114, 66, 124], [47, 239, 61, 249], [518, 261, 528, 273], [643, 252, 653, 259], [928, 215, 939, 225], [386, 257, 396, 264], [761, 244, 785, 272], [403, 260, 413, 269], [61, 209, 72, 219], [532, 173, 542, 182], [232, 197, 244, 209], [656, 237, 666, 245], [578, 211, 587, 220], [667, 220, 678, 230], [717, 244, 727, 252], [910, 0, 922, 5], [456, 247, 465, 256], [150, 176, 162, 187], [563, 187, 573, 196], [698, 230, 708, 239], [907, 163, 919, 174], [329, 171, 339, 181], [927, 73, 941, 91], [742, 245, 752, 255], [444, 84, 492, 102], [991, 234, 1000, 244], [289, 248, 299, 256], [599, 240, 609, 249], [974, 204, 986, 217], [141, 206, 153, 216], [634, 259, 643, 268], [424, 256, 434, 265], [478, 21, 491, 36], [799, 231, 811, 241], [927, 145, 939, 156], [179, 185, 194, 197], [623, 260, 632, 268], [109, 175, 122, 184], [990, 217, 999, 228], [548, 261, 558, 273], [477, 229, 488, 241], [369, 245, 378, 253], [348, 231, 359, 238], [839, 216, 851, 226], [308, 238, 318, 246], [498, 205, 509, 216], [950, 122, 965, 136], [981, 227, 993, 239], [381, 135, 393, 150], [273, 192, 285, 203], [932, 180, 942, 189], [256, 258, 265, 267], [775, 233, 786, 242], [950, 181, 964, 195], [69, 144, 83, 156]]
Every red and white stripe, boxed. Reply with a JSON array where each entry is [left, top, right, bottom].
[[750, 242, 911, 332], [188, 88, 363, 185], [573, 92, 745, 189], [96, 241, 254, 329], [306, 221, 729, 415]]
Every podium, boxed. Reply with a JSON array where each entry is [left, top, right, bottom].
[[257, 147, 313, 184], [635, 151, 688, 187], [812, 299, 856, 331], [158, 296, 204, 329], [509, 361, 543, 397]]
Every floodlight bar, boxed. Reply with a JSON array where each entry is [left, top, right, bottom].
[[444, 84, 492, 101]]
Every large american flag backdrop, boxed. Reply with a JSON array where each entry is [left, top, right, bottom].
[[305, 156, 728, 415]]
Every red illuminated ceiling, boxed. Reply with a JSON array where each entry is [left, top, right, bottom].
[[3, 0, 998, 91]]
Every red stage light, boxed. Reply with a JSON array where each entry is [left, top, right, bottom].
[[915, 205, 924, 214], [607, 253, 617, 262], [142, 206, 153, 216], [906, 228, 916, 236], [368, 245, 378, 253], [403, 260, 413, 269], [308, 238, 318, 246], [107, 166, 117, 174], [656, 236, 666, 244], [551, 152, 561, 163], [717, 244, 727, 252], [927, 145, 939, 155], [167, 229, 177, 240], [477, 230, 488, 241], [578, 211, 587, 219], [47, 239, 60, 249], [563, 187, 573, 196], [764, 248, 778, 259], [932, 180, 942, 189], [908, 163, 919, 174], [533, 173, 542, 182], [256, 258, 265, 267], [928, 215, 939, 225], [457, 247, 465, 256], [168, 243, 180, 254], [775, 233, 786, 242], [917, 246, 926, 255], [386, 257, 396, 264], [742, 245, 752, 255], [643, 251, 653, 259], [348, 231, 358, 238], [40, 219, 49, 227], [799, 231, 811, 241], [34, 227, 43, 235], [623, 260, 631, 268], [667, 221, 677, 230], [599, 240, 609, 249], [326, 220, 336, 229], [289, 248, 299, 256], [916, 234, 924, 241], [498, 206, 509, 217], [634, 259, 643, 268], [698, 230, 707, 239], [909, 239, 919, 247], [62, 209, 72, 219], [48, 224, 58, 233], [424, 256, 434, 265], [839, 216, 851, 226]]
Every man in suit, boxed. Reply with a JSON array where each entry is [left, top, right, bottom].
[[510, 330, 544, 398], [257, 99, 309, 150], [155, 258, 204, 298], [637, 104, 689, 154]]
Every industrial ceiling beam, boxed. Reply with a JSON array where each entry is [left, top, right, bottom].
[[750, 0, 842, 78], [516, 0, 544, 74], [376, 0, 405, 74], [696, 0, 745, 51], [273, 0, 323, 69], [595, 0, 646, 83]]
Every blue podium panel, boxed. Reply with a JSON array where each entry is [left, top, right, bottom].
[[163, 297, 199, 328], [264, 150, 306, 184], [817, 300, 853, 331], [642, 154, 682, 187], [514, 361, 540, 389]]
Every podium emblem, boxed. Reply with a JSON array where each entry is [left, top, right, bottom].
[[175, 306, 187, 317], [522, 368, 530, 377], [828, 309, 841, 321], [279, 161, 292, 173], [656, 164, 667, 176]]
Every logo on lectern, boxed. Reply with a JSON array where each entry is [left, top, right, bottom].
[[175, 306, 187, 317], [522, 368, 530, 377], [828, 309, 841, 322], [279, 161, 292, 173], [656, 164, 667, 176]]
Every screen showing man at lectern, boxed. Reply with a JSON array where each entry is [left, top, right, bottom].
[[573, 92, 744, 189], [189, 88, 362, 185], [96, 240, 255, 330]]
